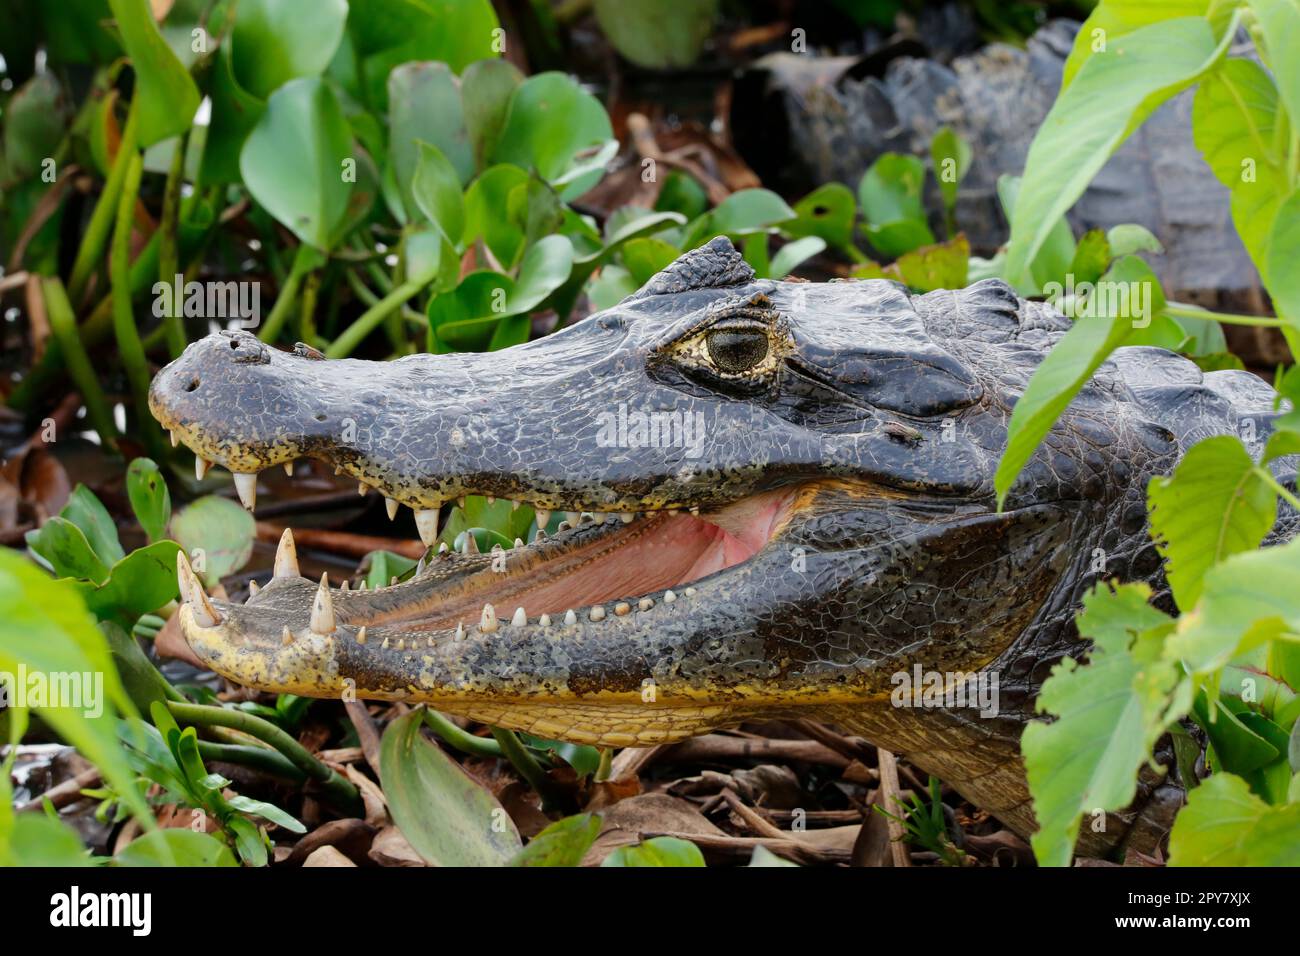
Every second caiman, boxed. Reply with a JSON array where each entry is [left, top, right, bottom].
[[148, 237, 1297, 859]]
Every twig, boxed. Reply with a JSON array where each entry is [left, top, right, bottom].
[[344, 700, 383, 775], [785, 718, 876, 764], [639, 830, 851, 866], [719, 788, 796, 842], [15, 767, 102, 813], [660, 734, 851, 768], [876, 748, 912, 867]]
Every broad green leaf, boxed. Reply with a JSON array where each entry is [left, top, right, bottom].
[[509, 813, 602, 866], [115, 829, 239, 867], [505, 174, 565, 259], [108, 0, 200, 147], [995, 256, 1161, 506], [0, 549, 153, 829], [506, 234, 574, 313], [786, 183, 857, 253], [429, 271, 513, 351], [929, 126, 971, 220], [379, 709, 522, 865], [25, 518, 111, 584], [1168, 772, 1300, 865], [440, 495, 535, 548], [1022, 583, 1184, 867], [888, 235, 969, 291], [1061, 0, 1212, 90], [655, 170, 709, 221], [199, 45, 265, 185], [169, 495, 256, 588], [389, 61, 473, 219], [411, 141, 466, 246], [588, 265, 638, 311], [769, 236, 826, 280], [62, 484, 126, 566], [363, 549, 418, 590], [492, 73, 614, 199], [1005, 15, 1234, 287], [1106, 223, 1163, 257], [1192, 58, 1283, 189], [240, 78, 357, 250], [126, 458, 171, 544], [1246, 0, 1300, 141], [70, 540, 182, 624], [463, 164, 530, 265], [858, 153, 935, 258], [3, 813, 94, 867], [997, 175, 1075, 296], [592, 0, 717, 68], [1264, 191, 1300, 330], [229, 0, 348, 100], [683, 188, 798, 250], [462, 58, 523, 171], [1069, 229, 1111, 287], [1148, 435, 1277, 610], [601, 836, 706, 867], [622, 237, 682, 286]]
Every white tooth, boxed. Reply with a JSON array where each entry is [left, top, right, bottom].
[[685, 587, 697, 596], [282, 626, 293, 645], [511, 607, 526, 627], [274, 528, 299, 578], [381, 637, 389, 649], [248, 580, 261, 598], [385, 498, 399, 521], [233, 472, 258, 510], [589, 605, 606, 622], [170, 429, 180, 447], [283, 461, 294, 477], [639, 598, 654, 611], [464, 533, 479, 554], [664, 590, 676, 603], [359, 580, 368, 591], [620, 512, 635, 524], [390, 576, 398, 586], [414, 508, 440, 547], [416, 557, 426, 574], [486, 495, 495, 505], [580, 512, 594, 523], [437, 542, 449, 554], [491, 544, 503, 553], [668, 509, 680, 516], [557, 522, 571, 533], [455, 622, 465, 641], [457, 496, 466, 508], [341, 580, 350, 592], [396, 639, 405, 650], [565, 512, 580, 525], [356, 626, 367, 645], [690, 506, 700, 517], [511, 499, 521, 511], [539, 613, 551, 627], [564, 609, 577, 626], [176, 552, 220, 627], [514, 537, 524, 549], [311, 573, 335, 634], [535, 508, 551, 528], [480, 604, 497, 633], [358, 481, 367, 496], [195, 457, 212, 481], [614, 602, 630, 616], [534, 529, 547, 541]]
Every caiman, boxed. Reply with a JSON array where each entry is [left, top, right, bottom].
[[148, 237, 1295, 859]]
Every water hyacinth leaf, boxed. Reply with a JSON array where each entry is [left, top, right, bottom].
[[126, 458, 171, 544], [509, 813, 602, 866], [601, 836, 706, 867], [786, 183, 857, 253], [329, 144, 380, 249], [107, 0, 200, 147], [769, 236, 826, 280], [169, 495, 256, 587], [25, 518, 111, 584], [509, 234, 574, 313], [1264, 192, 1300, 332], [588, 264, 638, 311], [506, 175, 565, 260], [364, 550, 418, 590], [1105, 223, 1163, 258], [622, 237, 682, 286], [200, 46, 265, 186], [228, 0, 348, 100], [491, 72, 614, 199], [592, 0, 718, 69], [886, 235, 969, 292], [858, 153, 934, 258], [115, 829, 239, 867], [61, 484, 126, 566], [1168, 772, 1300, 865], [1004, 16, 1232, 287], [687, 188, 797, 249], [1147, 435, 1277, 610], [552, 139, 619, 189], [411, 141, 466, 246], [655, 170, 709, 221], [389, 61, 473, 218], [71, 540, 182, 623], [428, 271, 514, 351], [462, 58, 523, 170], [929, 126, 971, 223], [463, 163, 531, 265], [240, 78, 356, 250], [379, 709, 522, 865]]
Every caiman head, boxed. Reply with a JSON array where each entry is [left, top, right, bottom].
[[149, 237, 1177, 749]]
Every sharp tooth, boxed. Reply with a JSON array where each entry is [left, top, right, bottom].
[[381, 637, 389, 649], [664, 589, 676, 603], [620, 512, 636, 524], [396, 639, 405, 650], [534, 529, 547, 541], [685, 587, 697, 596], [170, 429, 180, 447], [457, 496, 466, 508], [414, 508, 440, 547], [565, 512, 580, 525], [511, 499, 521, 511], [490, 543, 503, 553], [690, 506, 700, 517], [539, 613, 551, 627], [437, 542, 449, 554], [311, 573, 335, 634], [356, 626, 367, 645], [480, 604, 497, 633], [282, 626, 293, 645], [176, 552, 220, 627], [454, 622, 465, 641], [195, 457, 212, 481], [389, 575, 398, 586], [416, 556, 426, 575], [639, 598, 654, 611], [580, 513, 594, 523], [486, 495, 495, 505], [274, 528, 300, 578], [534, 508, 551, 528], [614, 601, 630, 616], [358, 481, 367, 496], [564, 609, 577, 625], [359, 580, 368, 591], [340, 580, 350, 592], [233, 472, 258, 511], [557, 521, 571, 533], [386, 498, 399, 521], [511, 607, 527, 627], [589, 605, 606, 622], [283, 461, 294, 477], [514, 537, 524, 549], [464, 533, 479, 554], [247, 580, 261, 598]]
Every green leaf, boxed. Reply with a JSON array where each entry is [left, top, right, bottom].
[[994, 256, 1161, 507], [3, 812, 94, 866], [169, 495, 256, 588], [70, 540, 182, 623], [1061, 0, 1212, 90], [228, 0, 348, 100], [1147, 436, 1277, 610], [622, 237, 682, 286], [506, 234, 574, 313], [887, 235, 969, 291], [1069, 230, 1111, 287], [749, 845, 800, 866], [858, 153, 935, 258], [601, 836, 706, 867], [588, 265, 638, 311], [997, 175, 1075, 295], [108, 0, 200, 147], [683, 188, 798, 250], [411, 141, 466, 246], [508, 813, 602, 866], [463, 164, 530, 265], [1022, 583, 1184, 867], [786, 183, 858, 253], [1106, 223, 1163, 257], [592, 0, 717, 69], [1264, 191, 1300, 330], [769, 237, 826, 280], [0, 549, 154, 829], [1004, 15, 1234, 287], [240, 77, 357, 250], [1246, 0, 1300, 144], [363, 549, 418, 590], [200, 45, 265, 185], [492, 72, 614, 199], [379, 709, 522, 865], [929, 126, 971, 219], [1168, 772, 1300, 865], [462, 58, 523, 171], [115, 829, 239, 867], [62, 484, 126, 566], [126, 458, 171, 544], [25, 518, 111, 584], [655, 170, 709, 221], [388, 61, 473, 220], [3, 73, 69, 179]]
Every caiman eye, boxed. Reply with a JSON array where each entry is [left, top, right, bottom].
[[706, 327, 769, 373]]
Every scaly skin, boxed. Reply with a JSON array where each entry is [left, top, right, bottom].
[[149, 237, 1296, 858]]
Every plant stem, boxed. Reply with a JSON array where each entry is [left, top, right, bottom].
[[158, 130, 189, 359], [69, 97, 139, 303], [299, 266, 322, 347], [111, 149, 166, 462], [1256, 467, 1300, 513], [1165, 302, 1290, 328], [196, 741, 306, 783], [165, 700, 362, 815], [41, 277, 118, 450], [326, 272, 433, 358], [258, 243, 316, 344], [421, 709, 504, 758], [594, 747, 613, 782], [490, 726, 564, 810]]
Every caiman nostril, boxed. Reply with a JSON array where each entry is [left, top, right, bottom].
[[185, 377, 200, 392]]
